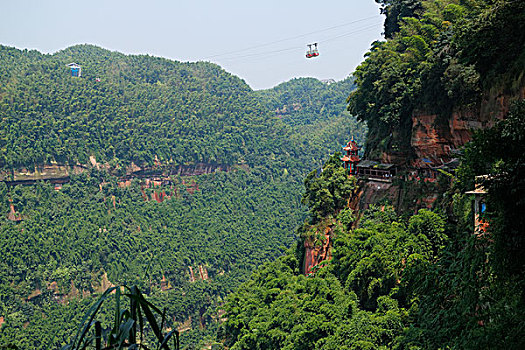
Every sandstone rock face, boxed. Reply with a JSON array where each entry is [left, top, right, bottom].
[[1, 161, 229, 186], [409, 87, 524, 167], [122, 162, 229, 178], [174, 163, 228, 176], [303, 225, 333, 275], [410, 112, 470, 165], [0, 164, 86, 184]]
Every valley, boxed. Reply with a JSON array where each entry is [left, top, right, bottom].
[[0, 44, 364, 348]]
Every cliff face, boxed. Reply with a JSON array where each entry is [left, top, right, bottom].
[[123, 162, 229, 178], [0, 164, 85, 184], [359, 85, 525, 220], [409, 87, 525, 167], [1, 161, 229, 186], [302, 220, 336, 275]]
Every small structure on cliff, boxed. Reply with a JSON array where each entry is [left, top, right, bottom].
[[466, 176, 489, 235], [357, 160, 397, 180], [340, 139, 396, 180], [341, 139, 361, 175]]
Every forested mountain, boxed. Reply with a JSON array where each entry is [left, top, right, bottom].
[[221, 103, 525, 349], [349, 0, 524, 161], [0, 44, 277, 168], [220, 0, 525, 349], [0, 44, 366, 348], [257, 77, 356, 127], [4, 0, 524, 348]]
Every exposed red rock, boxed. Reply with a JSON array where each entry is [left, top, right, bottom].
[[0, 164, 85, 185], [189, 265, 209, 282], [92, 272, 115, 294], [47, 281, 59, 294], [177, 316, 192, 333], [7, 199, 22, 222], [304, 225, 333, 275], [160, 275, 170, 291], [27, 289, 42, 301], [198, 265, 209, 280], [409, 87, 524, 167], [189, 266, 196, 283]]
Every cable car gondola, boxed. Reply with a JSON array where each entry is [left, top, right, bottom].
[[306, 43, 319, 58]]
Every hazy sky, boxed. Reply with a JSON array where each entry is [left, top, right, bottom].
[[1, 1, 384, 90]]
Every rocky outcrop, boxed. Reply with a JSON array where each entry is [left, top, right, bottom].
[[352, 176, 444, 217], [303, 224, 333, 275], [92, 272, 115, 294], [353, 179, 397, 211], [123, 162, 229, 179], [177, 316, 192, 333], [409, 87, 525, 167], [275, 103, 303, 118], [1, 160, 229, 186], [0, 164, 85, 185], [189, 265, 209, 282], [411, 113, 466, 164], [7, 199, 22, 222], [44, 275, 110, 304]]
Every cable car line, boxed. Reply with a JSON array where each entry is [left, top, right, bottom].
[[203, 15, 379, 60], [218, 47, 303, 62], [320, 23, 381, 43], [305, 23, 380, 58], [216, 23, 380, 63]]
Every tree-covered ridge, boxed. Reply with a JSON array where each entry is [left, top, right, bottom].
[[220, 197, 449, 349], [0, 44, 367, 175], [256, 77, 356, 127], [257, 77, 367, 174], [219, 103, 525, 348], [0, 169, 306, 348], [219, 1, 525, 342], [0, 44, 285, 169], [349, 0, 525, 158], [0, 44, 368, 348]]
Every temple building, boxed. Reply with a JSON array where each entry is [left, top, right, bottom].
[[341, 138, 397, 180], [357, 160, 397, 180], [341, 139, 361, 175]]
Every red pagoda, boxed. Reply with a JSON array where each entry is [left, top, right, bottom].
[[341, 139, 361, 175]]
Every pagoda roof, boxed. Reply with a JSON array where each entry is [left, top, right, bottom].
[[341, 155, 360, 162], [343, 139, 360, 151]]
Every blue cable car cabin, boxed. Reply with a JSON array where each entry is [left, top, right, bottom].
[[67, 63, 82, 77]]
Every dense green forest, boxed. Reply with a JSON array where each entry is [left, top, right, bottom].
[[0, 169, 305, 348], [220, 101, 525, 349], [0, 45, 366, 348], [219, 0, 525, 349], [0, 44, 265, 168], [256, 77, 356, 127], [0, 45, 361, 171], [2, 0, 524, 348], [349, 0, 524, 158]]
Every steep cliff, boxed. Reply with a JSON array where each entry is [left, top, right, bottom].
[[349, 0, 525, 170], [407, 86, 525, 168]]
